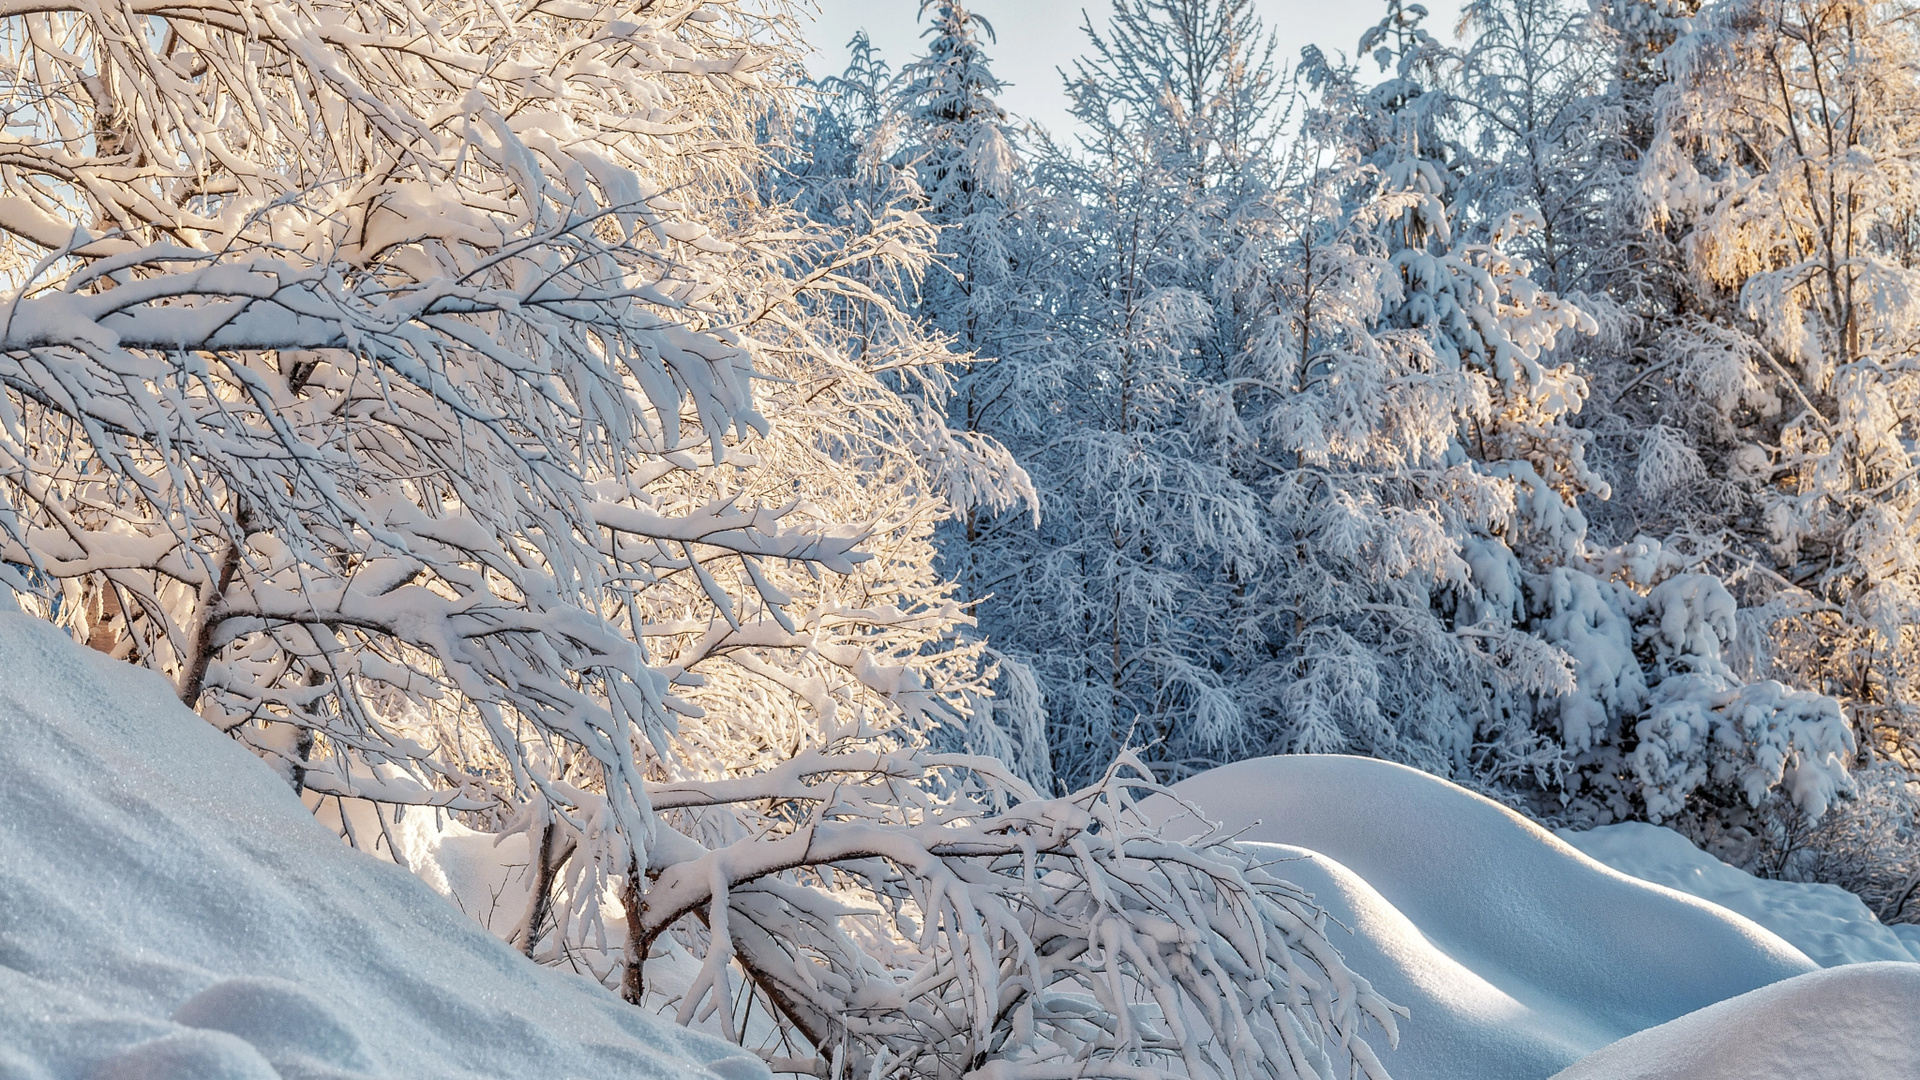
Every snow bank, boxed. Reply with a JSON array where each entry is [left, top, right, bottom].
[[1547, 962, 1920, 1080], [0, 612, 766, 1080], [1161, 756, 1817, 1080], [1561, 821, 1920, 966]]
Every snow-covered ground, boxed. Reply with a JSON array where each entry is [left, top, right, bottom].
[[4, 612, 1917, 1080], [0, 612, 767, 1080], [1162, 756, 1920, 1080], [1545, 962, 1920, 1080], [1562, 820, 1920, 967]]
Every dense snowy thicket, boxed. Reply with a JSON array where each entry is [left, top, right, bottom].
[[797, 0, 1920, 907]]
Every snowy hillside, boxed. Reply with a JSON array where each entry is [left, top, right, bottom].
[[0, 612, 768, 1080]]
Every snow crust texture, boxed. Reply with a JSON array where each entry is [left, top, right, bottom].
[[0, 612, 766, 1080], [1546, 962, 1920, 1080], [1562, 821, 1920, 966], [1162, 755, 1818, 1080]]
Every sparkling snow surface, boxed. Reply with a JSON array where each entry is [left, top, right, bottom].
[[0, 612, 766, 1080], [1162, 756, 1871, 1080]]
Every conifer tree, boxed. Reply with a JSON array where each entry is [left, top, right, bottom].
[[890, 2, 1058, 784], [1254, 4, 1607, 780]]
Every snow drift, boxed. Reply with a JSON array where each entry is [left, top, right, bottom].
[[1160, 756, 1822, 1080], [1546, 962, 1920, 1080], [1562, 821, 1920, 967], [0, 612, 767, 1080]]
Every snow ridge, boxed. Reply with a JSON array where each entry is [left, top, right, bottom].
[[1157, 755, 1818, 1080]]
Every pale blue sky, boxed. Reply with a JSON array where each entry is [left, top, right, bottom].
[[801, 0, 1465, 136]]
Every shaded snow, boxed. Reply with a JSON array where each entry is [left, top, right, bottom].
[[0, 612, 766, 1080], [1561, 820, 1920, 966], [1546, 962, 1920, 1080], [1160, 755, 1819, 1080]]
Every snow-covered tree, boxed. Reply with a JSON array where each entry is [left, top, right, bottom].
[[1450, 0, 1620, 291], [1638, 0, 1920, 758], [0, 0, 1403, 1074], [976, 0, 1283, 788], [1245, 9, 1605, 782], [0, 0, 987, 859], [796, 0, 1290, 792], [827, 0, 1859, 833], [884, 2, 1059, 786], [1582, 0, 1702, 318], [1214, 0, 1858, 829], [1372, 0, 1865, 834]]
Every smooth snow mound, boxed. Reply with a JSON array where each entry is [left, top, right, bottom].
[[1162, 756, 1818, 1080], [0, 612, 764, 1080], [1548, 962, 1920, 1080], [1561, 821, 1920, 966]]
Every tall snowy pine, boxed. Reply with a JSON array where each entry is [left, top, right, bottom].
[[884, 2, 1064, 787]]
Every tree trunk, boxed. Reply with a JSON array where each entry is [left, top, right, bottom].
[[520, 820, 572, 960], [622, 853, 646, 1006], [178, 541, 242, 710]]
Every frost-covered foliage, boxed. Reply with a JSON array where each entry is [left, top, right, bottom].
[[881, 3, 1057, 788], [791, 0, 1869, 840], [0, 0, 1407, 1075], [0, 0, 983, 886], [1450, 0, 1621, 291], [1633, 0, 1920, 759], [1323, 0, 1865, 831], [1507, 0, 1920, 890], [809, 0, 1298, 789], [634, 751, 1404, 1080], [982, 0, 1285, 785], [1688, 760, 1920, 923], [1284, 8, 1610, 770], [777, 0, 1911, 924]]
